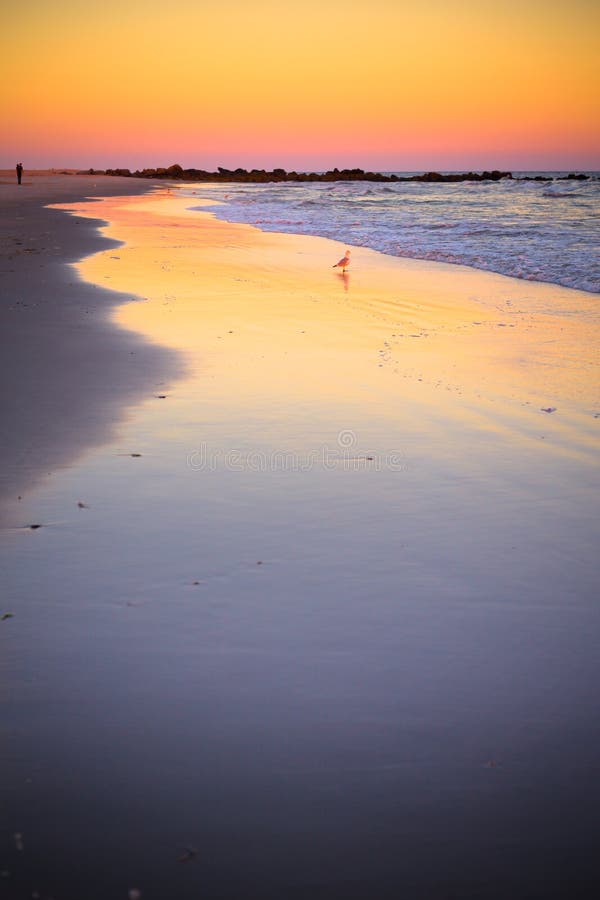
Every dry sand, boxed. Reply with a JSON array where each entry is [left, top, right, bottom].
[[0, 174, 182, 517]]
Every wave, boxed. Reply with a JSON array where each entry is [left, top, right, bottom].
[[542, 191, 583, 199], [186, 178, 600, 294]]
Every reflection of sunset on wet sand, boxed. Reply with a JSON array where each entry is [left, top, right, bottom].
[[55, 189, 600, 459]]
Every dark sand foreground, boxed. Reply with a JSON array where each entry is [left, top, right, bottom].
[[0, 173, 182, 519]]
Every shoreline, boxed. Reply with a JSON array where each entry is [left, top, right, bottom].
[[0, 174, 184, 521], [181, 178, 600, 298], [67, 188, 600, 418], [3, 176, 598, 510], [2, 182, 599, 899]]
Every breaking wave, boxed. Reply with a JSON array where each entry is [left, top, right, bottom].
[[186, 173, 600, 294]]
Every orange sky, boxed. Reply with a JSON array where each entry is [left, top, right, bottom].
[[1, 0, 599, 170]]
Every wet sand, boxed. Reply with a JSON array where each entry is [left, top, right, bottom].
[[1, 186, 599, 899]]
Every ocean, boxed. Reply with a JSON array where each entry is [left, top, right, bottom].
[[185, 173, 600, 294]]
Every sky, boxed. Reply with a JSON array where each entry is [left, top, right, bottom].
[[1, 0, 599, 171]]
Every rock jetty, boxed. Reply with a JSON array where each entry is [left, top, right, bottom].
[[96, 165, 590, 184]]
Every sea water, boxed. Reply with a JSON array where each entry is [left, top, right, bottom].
[[185, 173, 600, 294]]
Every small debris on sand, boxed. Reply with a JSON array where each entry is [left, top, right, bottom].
[[1, 613, 14, 621], [541, 407, 557, 413], [77, 501, 89, 509], [130, 453, 142, 458], [29, 524, 42, 530]]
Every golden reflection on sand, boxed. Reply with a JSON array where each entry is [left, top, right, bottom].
[[52, 189, 600, 451]]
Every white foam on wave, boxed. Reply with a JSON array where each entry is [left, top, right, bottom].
[[188, 175, 600, 294]]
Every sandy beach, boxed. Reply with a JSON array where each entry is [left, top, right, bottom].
[[0, 173, 181, 518], [2, 179, 599, 898]]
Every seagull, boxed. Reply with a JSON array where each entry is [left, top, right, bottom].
[[333, 249, 351, 273]]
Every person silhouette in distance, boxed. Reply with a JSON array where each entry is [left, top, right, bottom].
[[16, 163, 23, 185]]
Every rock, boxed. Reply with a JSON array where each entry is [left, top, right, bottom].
[[105, 165, 516, 184]]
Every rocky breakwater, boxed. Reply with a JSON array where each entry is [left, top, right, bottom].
[[103, 165, 516, 183], [100, 165, 591, 184]]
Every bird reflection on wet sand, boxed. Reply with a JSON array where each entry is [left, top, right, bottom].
[[335, 270, 350, 292]]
